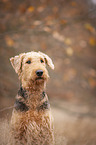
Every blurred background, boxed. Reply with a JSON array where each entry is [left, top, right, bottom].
[[0, 0, 96, 144]]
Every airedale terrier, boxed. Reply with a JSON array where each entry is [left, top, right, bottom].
[[10, 51, 54, 145]]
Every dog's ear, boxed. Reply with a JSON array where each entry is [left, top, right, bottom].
[[10, 53, 25, 74], [38, 51, 54, 70]]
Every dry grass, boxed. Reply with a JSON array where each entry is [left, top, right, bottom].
[[0, 119, 11, 145], [0, 108, 96, 145], [54, 119, 96, 145], [53, 106, 96, 145]]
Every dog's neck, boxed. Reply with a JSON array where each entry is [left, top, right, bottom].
[[14, 85, 50, 112], [21, 80, 47, 94], [18, 85, 45, 99], [20, 82, 46, 95]]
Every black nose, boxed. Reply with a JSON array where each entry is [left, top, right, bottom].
[[36, 70, 43, 77]]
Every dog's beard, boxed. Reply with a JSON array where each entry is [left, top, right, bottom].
[[25, 77, 47, 92], [21, 72, 49, 92]]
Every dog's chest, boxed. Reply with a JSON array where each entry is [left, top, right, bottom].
[[11, 88, 54, 144], [11, 109, 54, 144]]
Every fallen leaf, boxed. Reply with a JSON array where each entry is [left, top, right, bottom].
[[88, 78, 96, 88], [66, 47, 74, 56], [46, 21, 54, 26], [45, 15, 54, 21], [64, 38, 72, 45], [37, 6, 45, 12], [52, 31, 65, 42], [19, 4, 26, 13], [71, 1, 77, 6], [43, 27, 51, 32], [33, 21, 42, 26], [89, 37, 96, 46], [60, 19, 67, 25], [84, 23, 95, 33], [45, 15, 55, 26], [5, 36, 14, 47], [45, 16, 55, 26], [27, 6, 35, 12]]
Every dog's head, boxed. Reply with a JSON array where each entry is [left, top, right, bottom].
[[10, 51, 54, 91]]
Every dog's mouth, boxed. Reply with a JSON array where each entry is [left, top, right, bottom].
[[35, 77, 44, 81]]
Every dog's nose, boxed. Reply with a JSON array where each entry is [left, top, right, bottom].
[[36, 70, 43, 77]]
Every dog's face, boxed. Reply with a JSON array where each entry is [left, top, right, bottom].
[[10, 51, 54, 91]]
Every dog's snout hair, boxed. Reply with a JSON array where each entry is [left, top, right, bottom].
[[10, 51, 54, 145]]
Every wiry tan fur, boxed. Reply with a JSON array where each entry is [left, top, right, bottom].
[[10, 51, 54, 145]]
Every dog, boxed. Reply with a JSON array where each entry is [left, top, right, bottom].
[[10, 51, 54, 145]]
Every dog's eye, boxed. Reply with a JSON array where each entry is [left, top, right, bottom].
[[26, 60, 31, 64], [40, 59, 44, 63]]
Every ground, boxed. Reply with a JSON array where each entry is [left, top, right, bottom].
[[0, 0, 96, 144]]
